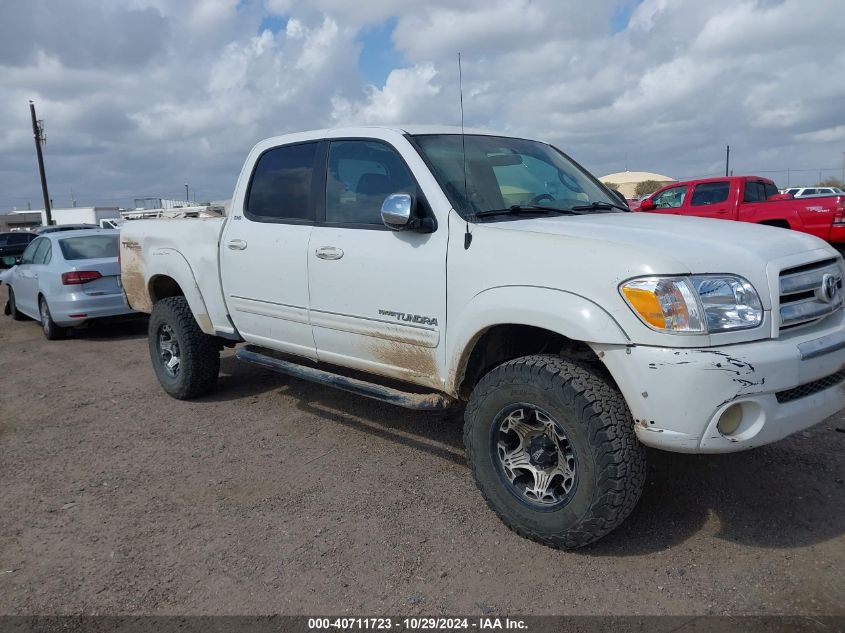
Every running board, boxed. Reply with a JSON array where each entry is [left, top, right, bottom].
[[235, 347, 455, 410]]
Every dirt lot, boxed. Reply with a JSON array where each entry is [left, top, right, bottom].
[[0, 296, 843, 616]]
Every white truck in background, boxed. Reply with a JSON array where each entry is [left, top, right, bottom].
[[120, 126, 845, 548]]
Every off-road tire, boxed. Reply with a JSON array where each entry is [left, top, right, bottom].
[[8, 287, 25, 321], [148, 296, 220, 399], [464, 354, 646, 549], [39, 297, 67, 340]]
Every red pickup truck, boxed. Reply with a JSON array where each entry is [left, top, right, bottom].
[[638, 176, 845, 244]]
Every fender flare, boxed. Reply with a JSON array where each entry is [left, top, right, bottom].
[[145, 248, 215, 335], [446, 285, 630, 393]]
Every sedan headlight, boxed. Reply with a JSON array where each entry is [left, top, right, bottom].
[[621, 275, 763, 334]]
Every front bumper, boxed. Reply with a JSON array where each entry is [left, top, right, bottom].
[[50, 291, 136, 326], [595, 320, 845, 453]]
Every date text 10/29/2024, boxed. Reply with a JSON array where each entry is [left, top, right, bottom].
[[308, 618, 528, 630]]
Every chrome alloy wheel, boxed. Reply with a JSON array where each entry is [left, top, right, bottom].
[[492, 406, 578, 508], [157, 324, 181, 378]]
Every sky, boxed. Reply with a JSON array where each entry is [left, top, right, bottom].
[[0, 0, 843, 210]]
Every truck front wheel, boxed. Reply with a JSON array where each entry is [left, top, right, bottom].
[[148, 296, 220, 399], [464, 354, 646, 549]]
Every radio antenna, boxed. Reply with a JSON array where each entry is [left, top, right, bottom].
[[458, 52, 472, 249]]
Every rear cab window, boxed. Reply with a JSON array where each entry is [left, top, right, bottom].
[[743, 181, 766, 203], [59, 235, 119, 260], [743, 181, 778, 202]]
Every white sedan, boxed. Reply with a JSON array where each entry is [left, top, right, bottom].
[[4, 228, 136, 339]]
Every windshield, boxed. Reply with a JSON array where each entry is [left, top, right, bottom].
[[412, 134, 618, 220]]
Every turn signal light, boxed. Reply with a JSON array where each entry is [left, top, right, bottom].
[[62, 271, 102, 285]]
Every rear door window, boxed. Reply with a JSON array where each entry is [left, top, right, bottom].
[[59, 235, 119, 260], [34, 239, 52, 265], [30, 238, 51, 264], [803, 189, 817, 196], [245, 142, 319, 222], [691, 181, 730, 206]]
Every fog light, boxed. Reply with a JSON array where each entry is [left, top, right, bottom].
[[717, 404, 743, 436]]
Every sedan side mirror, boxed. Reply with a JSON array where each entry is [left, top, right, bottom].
[[639, 198, 656, 211], [381, 193, 436, 233]]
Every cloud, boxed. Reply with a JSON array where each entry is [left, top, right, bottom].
[[0, 0, 843, 210]]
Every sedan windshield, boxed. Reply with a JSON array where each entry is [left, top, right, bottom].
[[412, 134, 620, 220]]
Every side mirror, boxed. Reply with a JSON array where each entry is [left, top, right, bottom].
[[380, 193, 437, 233], [15, 256, 22, 265], [381, 193, 413, 228], [639, 198, 656, 211]]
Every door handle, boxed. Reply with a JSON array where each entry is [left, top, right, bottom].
[[316, 246, 344, 260], [227, 239, 248, 250]]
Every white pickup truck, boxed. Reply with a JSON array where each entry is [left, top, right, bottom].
[[121, 125, 845, 548]]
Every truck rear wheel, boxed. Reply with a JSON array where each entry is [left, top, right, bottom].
[[148, 296, 220, 399], [464, 354, 646, 549]]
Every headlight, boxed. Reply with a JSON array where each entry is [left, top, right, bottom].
[[621, 275, 762, 334]]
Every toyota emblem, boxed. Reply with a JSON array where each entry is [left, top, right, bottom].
[[820, 273, 839, 303]]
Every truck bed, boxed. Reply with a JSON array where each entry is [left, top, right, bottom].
[[120, 216, 233, 336]]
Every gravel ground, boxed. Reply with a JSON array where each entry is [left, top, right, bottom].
[[0, 293, 843, 616]]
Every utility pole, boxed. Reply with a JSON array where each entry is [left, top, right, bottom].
[[841, 152, 844, 185], [185, 183, 189, 203], [29, 100, 53, 225], [725, 145, 730, 177]]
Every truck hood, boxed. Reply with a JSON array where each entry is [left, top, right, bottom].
[[496, 212, 831, 272], [466, 211, 839, 335]]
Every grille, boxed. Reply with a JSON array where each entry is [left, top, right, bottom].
[[775, 367, 845, 403], [778, 258, 843, 330]]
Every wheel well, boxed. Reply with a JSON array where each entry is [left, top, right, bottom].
[[457, 324, 604, 398], [149, 275, 184, 303], [759, 219, 790, 229]]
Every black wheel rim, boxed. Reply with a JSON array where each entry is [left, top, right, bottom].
[[490, 403, 578, 511]]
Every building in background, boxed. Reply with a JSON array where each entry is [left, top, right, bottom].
[[599, 171, 676, 198], [0, 206, 122, 231]]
